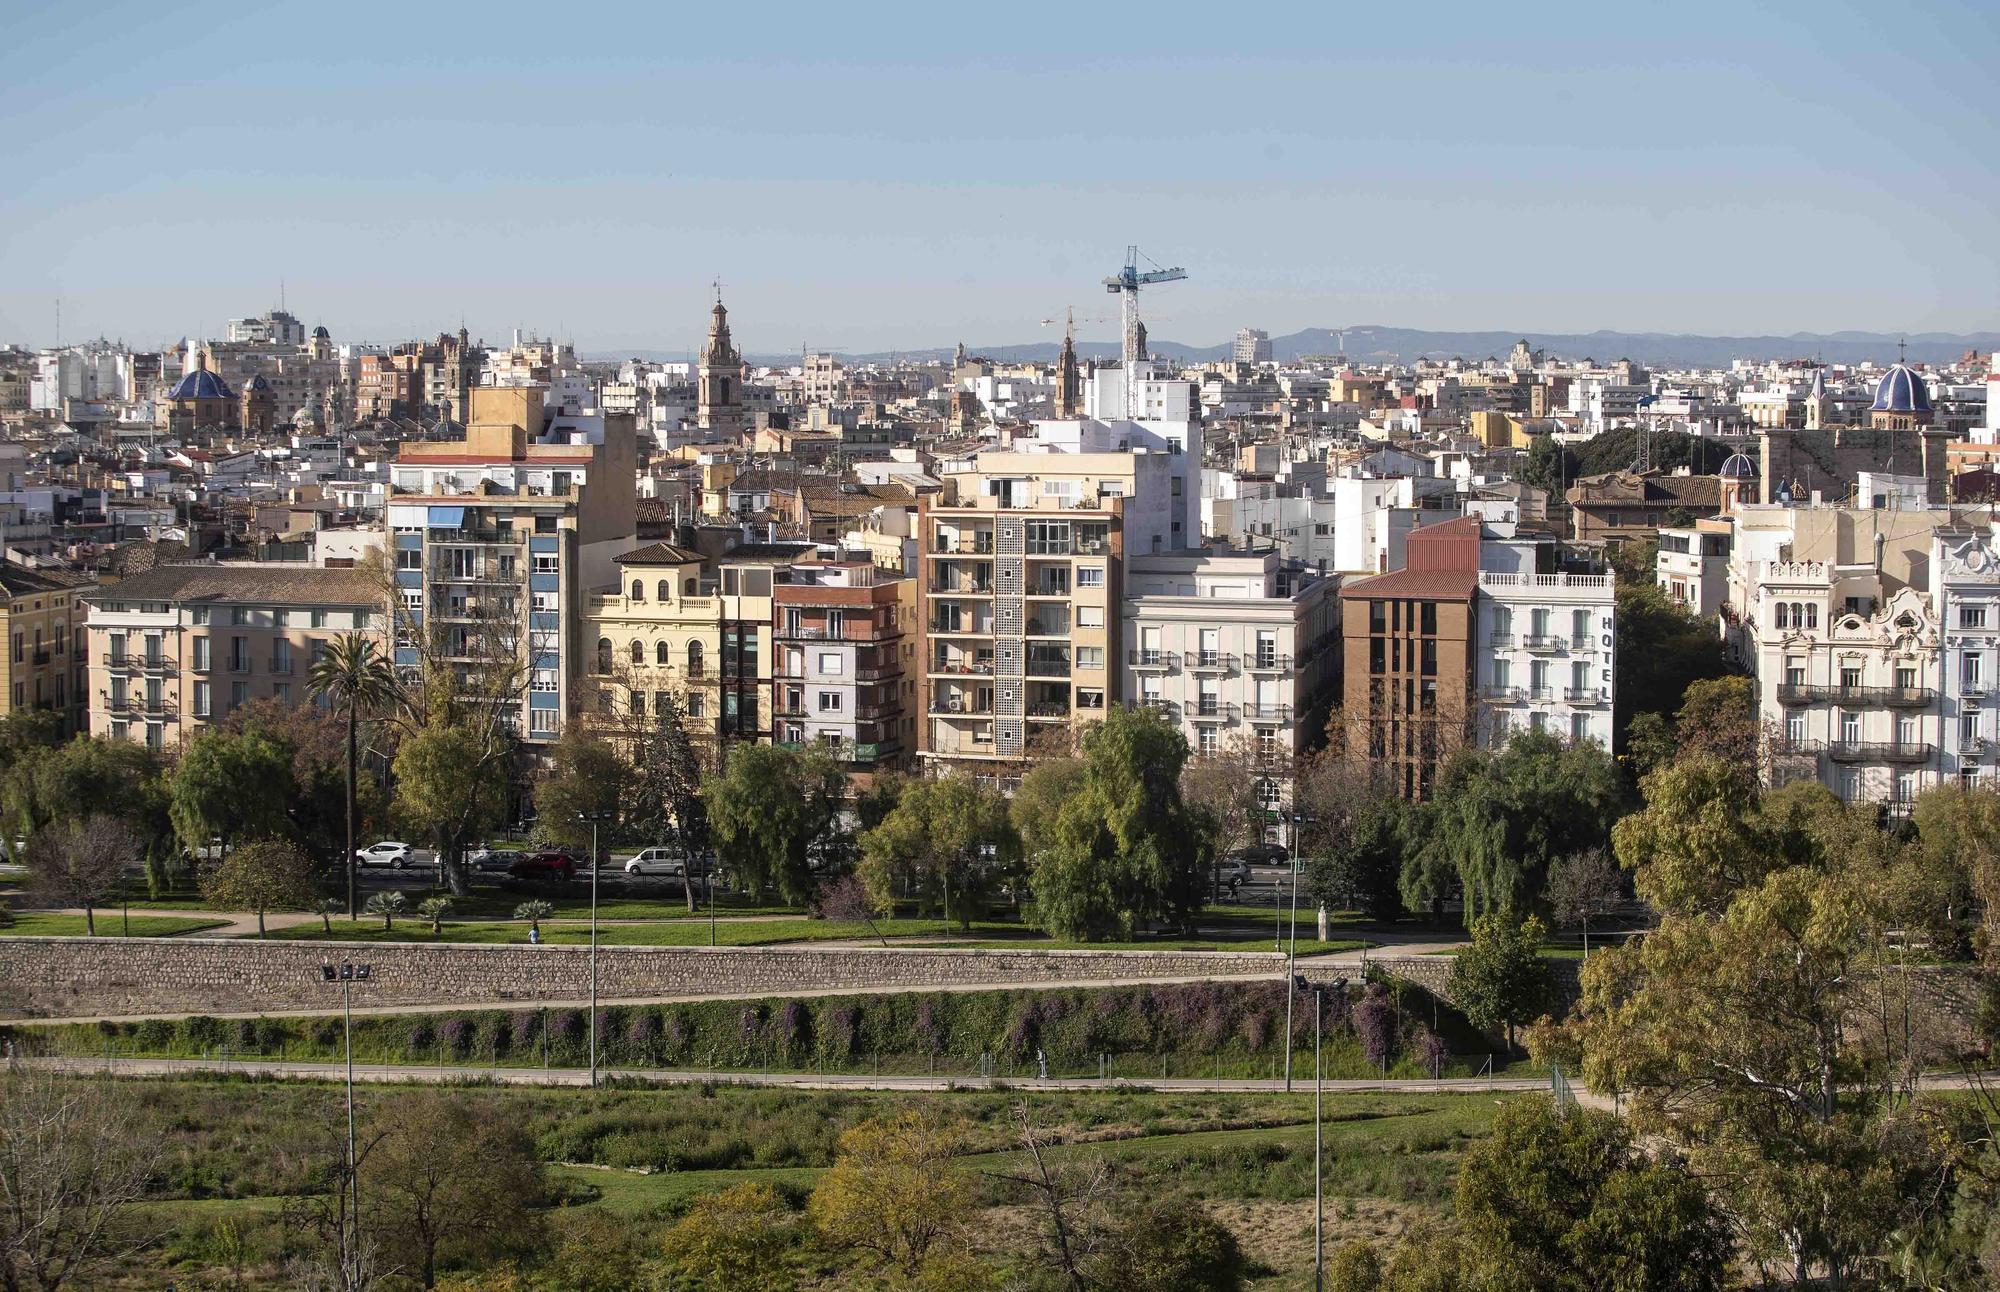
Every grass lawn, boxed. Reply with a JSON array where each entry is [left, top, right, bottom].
[[0, 912, 228, 938]]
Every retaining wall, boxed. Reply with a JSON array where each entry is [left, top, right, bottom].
[[0, 937, 1284, 1021]]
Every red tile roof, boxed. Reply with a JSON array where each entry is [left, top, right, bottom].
[[1337, 568, 1478, 600]]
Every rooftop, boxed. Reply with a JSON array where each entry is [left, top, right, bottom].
[[82, 563, 383, 608]]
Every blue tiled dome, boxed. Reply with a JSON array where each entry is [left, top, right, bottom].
[[1720, 451, 1758, 479], [166, 368, 233, 401], [1871, 363, 1931, 414]]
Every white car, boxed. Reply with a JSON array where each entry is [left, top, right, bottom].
[[623, 847, 687, 877], [355, 841, 416, 869]]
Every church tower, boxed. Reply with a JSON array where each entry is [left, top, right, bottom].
[[1804, 364, 1832, 431], [1055, 313, 1081, 419], [698, 289, 747, 435]]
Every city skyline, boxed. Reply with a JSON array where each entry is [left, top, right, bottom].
[[2, 0, 1996, 351]]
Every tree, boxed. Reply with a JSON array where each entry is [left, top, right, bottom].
[[23, 815, 138, 937], [4, 739, 168, 885], [310, 897, 342, 934], [1519, 431, 1579, 498], [1296, 745, 1409, 921], [363, 1092, 544, 1288], [1011, 757, 1086, 862], [0, 1069, 165, 1292], [623, 690, 713, 914], [168, 725, 296, 863], [660, 1182, 798, 1292], [702, 744, 846, 905], [513, 900, 553, 938], [808, 1109, 975, 1279], [1179, 734, 1270, 900], [364, 890, 405, 932], [1612, 755, 1777, 916], [1085, 1198, 1245, 1292], [1612, 580, 1731, 753], [859, 776, 1015, 928], [1546, 848, 1624, 957], [392, 711, 509, 898], [1910, 782, 2000, 960], [1419, 729, 1625, 922], [1447, 912, 1550, 1051], [814, 873, 890, 946], [1030, 706, 1211, 940], [1671, 675, 1758, 767], [531, 730, 630, 862], [199, 838, 319, 938], [1448, 1097, 1730, 1292], [306, 633, 398, 919], [417, 897, 453, 935]]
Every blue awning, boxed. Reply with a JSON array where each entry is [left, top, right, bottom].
[[427, 506, 465, 528]]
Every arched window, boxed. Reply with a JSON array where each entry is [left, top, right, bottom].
[[684, 579, 697, 596], [1776, 604, 1789, 629], [629, 640, 643, 666], [656, 641, 671, 666], [631, 580, 645, 601], [595, 638, 611, 674], [657, 580, 670, 602], [1806, 604, 1819, 629], [686, 641, 705, 678]]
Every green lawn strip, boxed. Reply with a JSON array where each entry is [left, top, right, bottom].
[[0, 913, 228, 938]]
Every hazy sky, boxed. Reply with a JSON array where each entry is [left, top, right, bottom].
[[2, 0, 1994, 356]]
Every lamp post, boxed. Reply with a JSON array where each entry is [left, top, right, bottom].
[[1313, 981, 1324, 1290], [577, 810, 614, 1089], [319, 960, 371, 1284], [1282, 810, 1312, 1092]]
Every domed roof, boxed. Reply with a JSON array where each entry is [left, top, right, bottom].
[[313, 325, 330, 339], [166, 368, 233, 401], [291, 404, 321, 429], [1719, 451, 1759, 479], [1872, 363, 1932, 413]]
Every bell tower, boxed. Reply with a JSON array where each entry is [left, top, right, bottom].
[[697, 284, 747, 435]]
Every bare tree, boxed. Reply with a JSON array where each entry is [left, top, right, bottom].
[[990, 1103, 1118, 1292], [282, 1127, 393, 1292], [1545, 847, 1625, 957], [363, 1092, 544, 1288], [0, 1069, 165, 1291], [1179, 732, 1271, 901], [23, 816, 139, 937]]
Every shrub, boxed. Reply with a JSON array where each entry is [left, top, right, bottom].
[[235, 1018, 263, 1051], [549, 1009, 582, 1042], [777, 1000, 812, 1056], [820, 1002, 860, 1062], [913, 997, 945, 1055], [136, 1018, 176, 1051], [309, 1017, 341, 1049], [511, 1010, 542, 1054], [1357, 983, 1395, 1069], [183, 1016, 226, 1050], [439, 1016, 474, 1057], [1238, 1010, 1271, 1054], [664, 1010, 691, 1055], [626, 1011, 657, 1063], [1409, 1025, 1450, 1077], [407, 1018, 436, 1054]]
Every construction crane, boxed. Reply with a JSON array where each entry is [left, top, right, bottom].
[[1102, 245, 1187, 420]]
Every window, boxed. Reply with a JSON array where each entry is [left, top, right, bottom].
[[193, 637, 210, 671], [532, 669, 558, 693], [532, 553, 558, 574], [1077, 646, 1104, 670], [1571, 609, 1590, 642], [1841, 666, 1862, 689], [1785, 656, 1805, 687], [530, 708, 558, 735], [191, 607, 209, 625], [1076, 566, 1104, 588], [231, 607, 250, 626], [819, 652, 844, 676], [595, 638, 612, 674], [1078, 606, 1104, 629], [312, 609, 328, 629], [1787, 710, 1806, 745], [657, 580, 670, 601], [629, 641, 643, 666], [397, 548, 421, 570], [1840, 711, 1861, 744], [1077, 689, 1105, 709], [1897, 666, 1917, 690], [655, 691, 674, 717], [273, 683, 290, 704], [1967, 653, 1985, 690], [1963, 605, 1988, 629], [1897, 714, 1921, 746], [1570, 714, 1589, 744], [1897, 771, 1918, 803], [1198, 727, 1219, 755], [631, 580, 645, 601], [818, 692, 843, 713], [1806, 604, 1818, 629], [230, 681, 248, 711], [630, 690, 646, 716], [686, 641, 704, 678], [685, 692, 704, 719]]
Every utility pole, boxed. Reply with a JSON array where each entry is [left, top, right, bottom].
[[320, 961, 370, 1282], [1314, 982, 1324, 1291], [578, 811, 613, 1088], [1283, 811, 1310, 1091]]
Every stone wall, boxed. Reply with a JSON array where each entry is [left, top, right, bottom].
[[0, 937, 1284, 1021]]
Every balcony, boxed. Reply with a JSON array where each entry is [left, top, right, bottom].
[[1025, 619, 1072, 637], [31, 649, 50, 666], [1827, 741, 1935, 764], [932, 537, 994, 555], [1189, 651, 1237, 671], [1026, 659, 1071, 678], [1522, 635, 1565, 651], [929, 620, 993, 636], [930, 699, 992, 716], [1026, 702, 1071, 720], [929, 581, 993, 595], [227, 659, 252, 675], [1526, 686, 1555, 702], [1776, 683, 1938, 707], [1570, 635, 1597, 652], [105, 653, 130, 670], [1480, 685, 1522, 702], [268, 659, 295, 676], [1243, 703, 1292, 721], [931, 660, 994, 676], [1564, 687, 1603, 704], [776, 625, 866, 642], [1488, 633, 1515, 649], [1246, 655, 1290, 672], [140, 656, 170, 674], [1193, 701, 1238, 720], [1128, 649, 1178, 669], [1026, 583, 1072, 598]]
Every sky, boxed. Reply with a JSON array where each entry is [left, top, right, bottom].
[[1, 0, 1995, 357]]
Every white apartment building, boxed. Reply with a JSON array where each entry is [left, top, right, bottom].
[[1656, 523, 1732, 619], [1120, 550, 1337, 830], [1474, 571, 1617, 749], [1932, 523, 2000, 791]]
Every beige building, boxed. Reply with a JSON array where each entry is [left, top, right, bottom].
[[81, 565, 385, 749], [0, 564, 90, 734], [583, 542, 722, 736]]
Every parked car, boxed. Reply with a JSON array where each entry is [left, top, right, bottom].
[[470, 848, 525, 874], [355, 841, 417, 869], [508, 850, 578, 882], [624, 847, 686, 877]]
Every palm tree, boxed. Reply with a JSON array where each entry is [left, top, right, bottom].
[[307, 634, 399, 919]]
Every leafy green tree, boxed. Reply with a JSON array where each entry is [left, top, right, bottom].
[[622, 689, 712, 913], [199, 838, 318, 937], [1030, 706, 1211, 940], [1011, 756, 1086, 861], [859, 776, 1015, 928], [24, 815, 139, 936], [5, 737, 161, 845], [808, 1110, 974, 1280], [1612, 580, 1731, 753], [1418, 729, 1625, 921], [702, 744, 846, 904], [1612, 755, 1775, 916], [531, 730, 630, 861], [1519, 431, 1578, 497], [513, 900, 553, 937], [393, 716, 508, 897], [660, 1182, 798, 1292], [305, 633, 398, 918], [1672, 675, 1758, 767], [168, 726, 296, 862], [365, 890, 405, 931], [1296, 744, 1410, 921], [1447, 912, 1550, 1051], [1086, 1197, 1245, 1292], [1449, 1097, 1730, 1292]]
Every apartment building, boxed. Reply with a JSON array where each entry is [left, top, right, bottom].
[[0, 564, 88, 734], [81, 564, 384, 748], [389, 385, 636, 746], [1120, 549, 1337, 828], [771, 560, 912, 774], [713, 543, 816, 746], [1475, 569, 1616, 749], [1936, 522, 2000, 792], [583, 542, 720, 735], [1657, 522, 1732, 618]]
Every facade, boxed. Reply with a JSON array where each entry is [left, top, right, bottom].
[[583, 542, 721, 738], [389, 385, 637, 746], [0, 564, 88, 735], [1564, 470, 1723, 547], [1657, 523, 1732, 618], [1120, 549, 1337, 827], [1338, 565, 1476, 800], [1474, 570, 1616, 749], [81, 564, 384, 749], [772, 561, 911, 775], [1233, 329, 1273, 364], [697, 297, 748, 436]]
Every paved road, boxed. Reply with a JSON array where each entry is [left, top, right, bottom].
[[12, 1052, 1562, 1098]]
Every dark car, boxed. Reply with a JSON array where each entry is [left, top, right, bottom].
[[1232, 843, 1291, 867], [508, 850, 578, 882]]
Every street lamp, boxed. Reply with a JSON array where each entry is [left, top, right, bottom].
[[576, 810, 615, 1089], [1282, 809, 1313, 1092], [319, 960, 371, 1284], [1312, 978, 1324, 1291]]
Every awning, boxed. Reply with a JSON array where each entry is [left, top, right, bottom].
[[427, 506, 465, 529]]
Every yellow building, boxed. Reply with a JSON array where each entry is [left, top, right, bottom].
[[1469, 410, 1531, 449], [583, 543, 722, 736], [0, 564, 88, 734]]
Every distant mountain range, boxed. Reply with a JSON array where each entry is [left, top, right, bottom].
[[600, 326, 1997, 370]]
